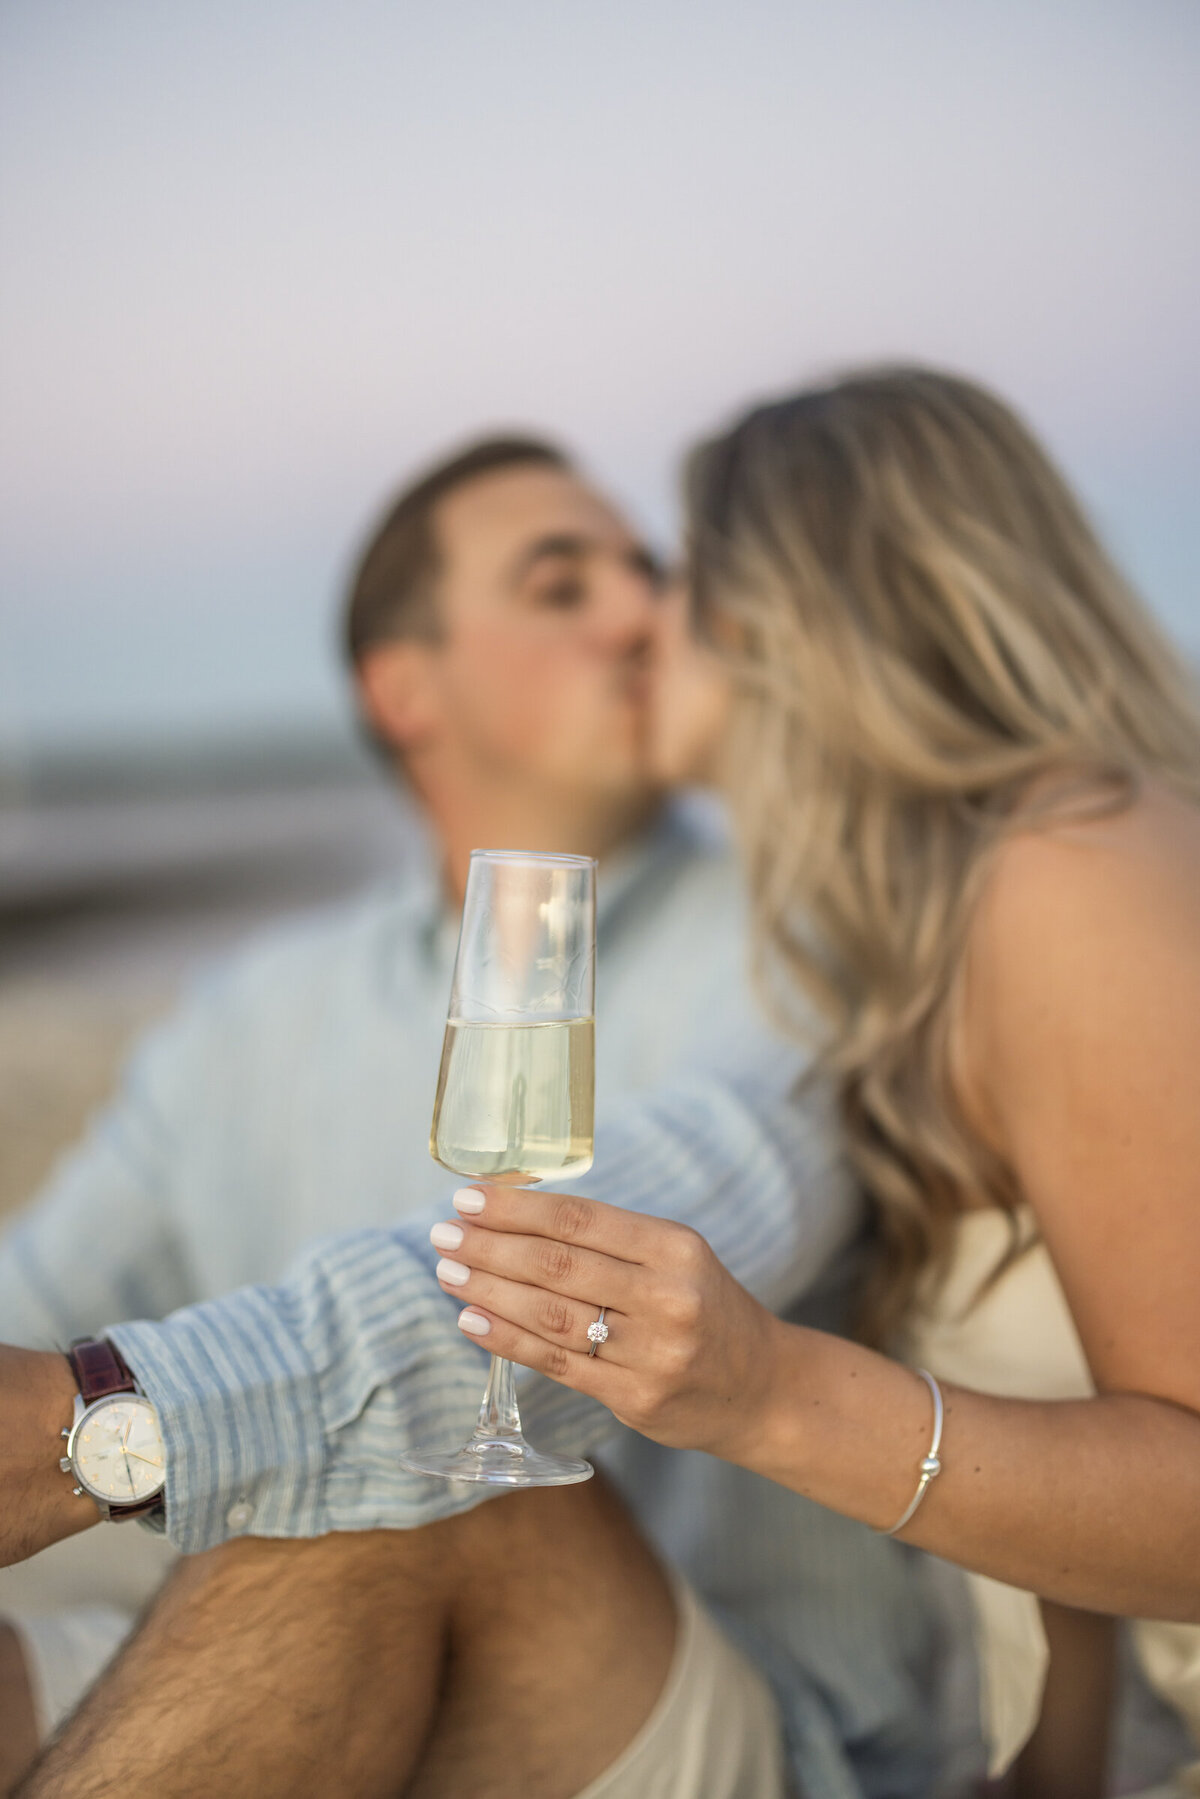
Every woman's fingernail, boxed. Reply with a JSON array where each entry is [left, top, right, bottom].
[[453, 1188, 486, 1214], [458, 1310, 491, 1337], [436, 1257, 471, 1287], [430, 1222, 464, 1251]]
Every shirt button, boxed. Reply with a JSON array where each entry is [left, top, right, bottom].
[[225, 1498, 255, 1532]]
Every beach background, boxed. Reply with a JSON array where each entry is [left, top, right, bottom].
[[0, 737, 419, 1215], [2, 0, 1198, 1221]]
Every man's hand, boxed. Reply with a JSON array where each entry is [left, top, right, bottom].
[[0, 1346, 97, 1567]]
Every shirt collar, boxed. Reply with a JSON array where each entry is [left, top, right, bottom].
[[595, 792, 730, 930], [378, 791, 732, 987]]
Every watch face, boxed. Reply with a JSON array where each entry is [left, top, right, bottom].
[[70, 1395, 166, 1504]]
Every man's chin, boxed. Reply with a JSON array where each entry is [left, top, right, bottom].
[[545, 763, 661, 814]]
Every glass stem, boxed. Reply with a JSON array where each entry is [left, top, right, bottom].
[[475, 1355, 523, 1440]]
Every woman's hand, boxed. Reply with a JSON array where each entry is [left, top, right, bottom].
[[431, 1184, 783, 1463]]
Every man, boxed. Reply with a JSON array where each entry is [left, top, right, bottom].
[[0, 438, 947, 1796]]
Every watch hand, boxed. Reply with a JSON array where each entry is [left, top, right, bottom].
[[123, 1449, 164, 1468]]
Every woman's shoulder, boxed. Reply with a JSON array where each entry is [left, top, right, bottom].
[[956, 776, 1200, 1150], [971, 776, 1200, 971]]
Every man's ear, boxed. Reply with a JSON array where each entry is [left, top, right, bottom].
[[355, 641, 442, 756]]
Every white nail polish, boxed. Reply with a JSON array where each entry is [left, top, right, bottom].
[[458, 1310, 491, 1337], [430, 1222, 464, 1251], [453, 1189, 486, 1214], [436, 1257, 470, 1286]]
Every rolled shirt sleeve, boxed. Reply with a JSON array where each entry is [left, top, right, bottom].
[[110, 1038, 859, 1553]]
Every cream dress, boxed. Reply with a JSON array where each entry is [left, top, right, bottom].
[[904, 1207, 1200, 1790]]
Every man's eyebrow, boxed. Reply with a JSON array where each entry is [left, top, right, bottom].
[[507, 533, 591, 586], [507, 533, 664, 587]]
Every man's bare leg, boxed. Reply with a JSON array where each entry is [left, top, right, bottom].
[[17, 1474, 676, 1799], [0, 1625, 39, 1795], [407, 1472, 675, 1797], [1009, 1602, 1116, 1799]]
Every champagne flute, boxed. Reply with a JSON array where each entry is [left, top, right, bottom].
[[400, 849, 596, 1486]]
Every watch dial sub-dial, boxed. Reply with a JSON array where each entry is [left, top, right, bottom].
[[72, 1397, 166, 1502]]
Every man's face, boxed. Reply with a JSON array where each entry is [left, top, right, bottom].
[[414, 465, 666, 800]]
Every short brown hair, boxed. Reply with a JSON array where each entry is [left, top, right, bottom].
[[344, 435, 571, 664]]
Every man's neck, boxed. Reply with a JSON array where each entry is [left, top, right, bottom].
[[420, 782, 663, 907]]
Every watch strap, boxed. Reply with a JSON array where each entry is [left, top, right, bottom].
[[67, 1337, 139, 1404], [92, 1493, 164, 1521], [96, 1493, 164, 1521]]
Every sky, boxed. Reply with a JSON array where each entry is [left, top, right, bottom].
[[1, 0, 1197, 755]]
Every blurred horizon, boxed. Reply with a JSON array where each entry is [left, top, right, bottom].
[[2, 0, 1198, 766]]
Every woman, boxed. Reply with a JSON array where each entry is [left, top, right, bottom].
[[433, 370, 1200, 1794]]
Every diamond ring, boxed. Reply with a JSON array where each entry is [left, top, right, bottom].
[[586, 1307, 609, 1357]]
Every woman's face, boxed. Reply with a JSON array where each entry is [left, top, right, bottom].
[[643, 577, 734, 786]]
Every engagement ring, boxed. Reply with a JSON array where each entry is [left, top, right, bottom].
[[586, 1307, 609, 1356]]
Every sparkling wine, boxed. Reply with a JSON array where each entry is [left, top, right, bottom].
[[430, 1018, 595, 1183]]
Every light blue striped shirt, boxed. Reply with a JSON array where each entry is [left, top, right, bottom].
[[1, 802, 944, 1796]]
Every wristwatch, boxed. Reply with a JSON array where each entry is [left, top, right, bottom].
[[60, 1338, 167, 1523]]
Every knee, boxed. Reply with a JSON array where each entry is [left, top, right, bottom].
[[165, 1486, 618, 1637]]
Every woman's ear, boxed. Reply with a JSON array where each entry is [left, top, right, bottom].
[[354, 640, 442, 756]]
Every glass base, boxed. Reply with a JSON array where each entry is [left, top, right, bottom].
[[399, 1430, 593, 1487]]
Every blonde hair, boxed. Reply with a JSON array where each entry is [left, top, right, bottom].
[[685, 367, 1200, 1343]]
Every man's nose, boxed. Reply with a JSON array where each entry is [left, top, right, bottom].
[[589, 561, 661, 651]]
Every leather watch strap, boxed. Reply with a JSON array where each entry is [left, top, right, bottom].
[[67, 1337, 138, 1404]]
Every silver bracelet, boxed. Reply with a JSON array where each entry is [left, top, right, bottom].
[[877, 1368, 944, 1537]]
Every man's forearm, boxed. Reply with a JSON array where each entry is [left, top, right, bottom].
[[11, 1043, 849, 1563], [106, 1231, 495, 1555], [0, 1346, 95, 1567]]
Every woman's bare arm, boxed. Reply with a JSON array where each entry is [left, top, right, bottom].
[[436, 790, 1200, 1615], [764, 787, 1200, 1612], [962, 786, 1200, 1430]]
